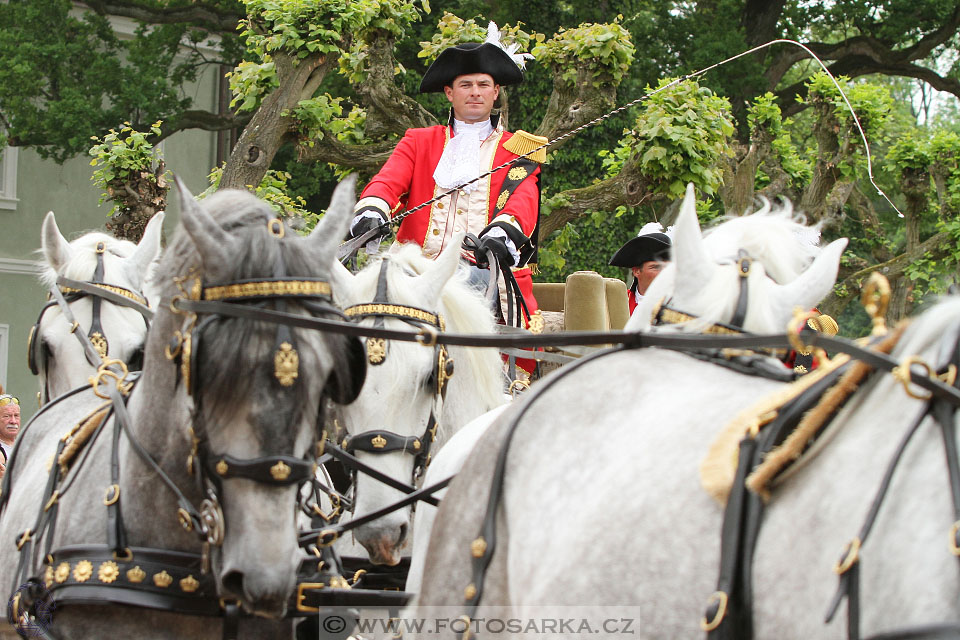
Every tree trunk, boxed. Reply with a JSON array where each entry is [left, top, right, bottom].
[[219, 52, 337, 191], [105, 160, 167, 243]]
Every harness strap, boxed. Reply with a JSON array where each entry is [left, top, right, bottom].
[[459, 346, 623, 632], [322, 443, 440, 507], [298, 475, 452, 548], [826, 339, 960, 639], [705, 362, 851, 638]]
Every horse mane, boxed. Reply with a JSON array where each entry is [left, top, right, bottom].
[[350, 244, 504, 421], [634, 197, 825, 333], [37, 232, 138, 288], [703, 198, 822, 284]]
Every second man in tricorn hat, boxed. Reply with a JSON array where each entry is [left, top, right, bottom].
[[609, 222, 672, 315], [348, 22, 545, 357]]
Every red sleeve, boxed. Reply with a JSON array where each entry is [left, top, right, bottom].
[[359, 131, 419, 216]]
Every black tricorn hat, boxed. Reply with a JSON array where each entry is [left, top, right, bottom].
[[419, 42, 524, 93], [609, 232, 671, 267]]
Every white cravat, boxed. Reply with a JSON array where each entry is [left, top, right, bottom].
[[433, 118, 494, 194]]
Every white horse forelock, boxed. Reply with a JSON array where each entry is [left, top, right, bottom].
[[36, 231, 138, 287]]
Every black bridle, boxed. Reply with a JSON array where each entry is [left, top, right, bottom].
[[303, 258, 455, 548], [28, 242, 153, 404]]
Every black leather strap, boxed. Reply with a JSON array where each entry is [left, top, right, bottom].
[[204, 454, 315, 486]]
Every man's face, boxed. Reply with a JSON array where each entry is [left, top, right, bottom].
[[0, 404, 19, 442], [444, 73, 500, 124], [631, 260, 668, 296]]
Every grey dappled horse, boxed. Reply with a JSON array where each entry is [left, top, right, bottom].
[[412, 296, 960, 638], [405, 182, 848, 595], [32, 211, 163, 402], [0, 179, 357, 639]]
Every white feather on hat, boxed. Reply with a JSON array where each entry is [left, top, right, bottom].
[[485, 22, 534, 69]]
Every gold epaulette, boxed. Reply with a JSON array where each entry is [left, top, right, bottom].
[[808, 314, 839, 336], [503, 130, 549, 164]]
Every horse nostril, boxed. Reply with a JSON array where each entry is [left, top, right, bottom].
[[222, 570, 245, 598], [397, 523, 408, 547]]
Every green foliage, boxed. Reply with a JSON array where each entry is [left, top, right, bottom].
[[0, 0, 212, 162], [418, 13, 537, 64], [239, 0, 421, 59], [227, 59, 279, 112], [532, 19, 635, 87], [89, 121, 166, 216], [614, 78, 733, 198], [747, 92, 812, 188]]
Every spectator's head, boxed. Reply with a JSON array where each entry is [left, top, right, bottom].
[[0, 395, 20, 443], [609, 223, 672, 296]]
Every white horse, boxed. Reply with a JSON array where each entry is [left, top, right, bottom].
[[404, 184, 848, 594], [32, 211, 164, 403], [325, 238, 506, 567], [0, 179, 358, 638], [413, 295, 960, 638]]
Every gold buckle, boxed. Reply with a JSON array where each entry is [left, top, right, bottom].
[[296, 582, 325, 613], [700, 591, 728, 631], [89, 359, 132, 399], [416, 325, 438, 347], [103, 483, 121, 506], [949, 521, 960, 556], [16, 529, 32, 551], [891, 356, 934, 400], [833, 537, 861, 575]]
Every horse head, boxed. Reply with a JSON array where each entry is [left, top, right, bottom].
[[136, 176, 360, 616], [34, 211, 163, 399], [631, 183, 847, 334], [328, 235, 502, 565]]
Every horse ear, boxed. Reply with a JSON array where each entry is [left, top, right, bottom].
[[328, 252, 357, 305], [419, 230, 463, 304], [770, 237, 848, 322], [176, 175, 235, 278], [672, 183, 717, 293], [310, 174, 357, 260], [130, 211, 165, 282], [41, 211, 73, 272]]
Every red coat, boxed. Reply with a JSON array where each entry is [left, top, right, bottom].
[[359, 124, 540, 252], [359, 123, 542, 372]]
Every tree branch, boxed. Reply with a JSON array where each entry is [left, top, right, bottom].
[[77, 0, 243, 34]]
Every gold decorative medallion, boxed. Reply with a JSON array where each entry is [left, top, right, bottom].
[[153, 570, 173, 588], [793, 364, 808, 374], [371, 434, 388, 449], [470, 537, 487, 558], [54, 562, 71, 583], [507, 166, 528, 181], [366, 337, 387, 365], [274, 342, 299, 387], [216, 459, 229, 476], [180, 575, 200, 593], [412, 439, 421, 451], [527, 310, 545, 335], [464, 583, 477, 600], [73, 560, 93, 583], [496, 190, 510, 210], [97, 561, 120, 583], [89, 332, 108, 359], [270, 460, 291, 481], [127, 566, 146, 583], [44, 565, 54, 589]]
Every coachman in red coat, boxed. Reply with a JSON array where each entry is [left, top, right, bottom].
[[348, 24, 544, 371]]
